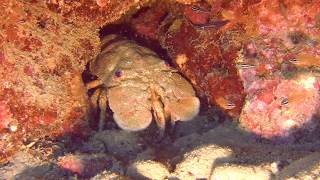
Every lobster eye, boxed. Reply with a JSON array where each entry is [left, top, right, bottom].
[[115, 69, 122, 77]]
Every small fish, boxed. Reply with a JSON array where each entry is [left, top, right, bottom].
[[280, 97, 289, 106], [191, 6, 211, 13], [193, 20, 230, 30], [289, 54, 320, 68], [285, 90, 309, 107], [215, 97, 236, 110], [236, 63, 256, 69]]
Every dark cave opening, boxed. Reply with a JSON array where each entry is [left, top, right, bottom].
[[81, 6, 212, 132]]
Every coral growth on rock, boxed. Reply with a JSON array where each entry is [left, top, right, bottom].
[[237, 0, 320, 138], [131, 1, 250, 118], [1, 0, 320, 165], [0, 0, 205, 164], [0, 0, 100, 163], [130, 0, 320, 139], [240, 74, 320, 138], [0, 101, 16, 132]]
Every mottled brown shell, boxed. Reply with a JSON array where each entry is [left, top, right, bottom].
[[91, 34, 200, 131]]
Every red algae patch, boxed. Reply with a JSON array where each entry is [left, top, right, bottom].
[[0, 101, 16, 132], [130, 0, 320, 139], [131, 6, 167, 40], [58, 155, 84, 175], [58, 153, 120, 178], [157, 6, 246, 118], [0, 0, 100, 162]]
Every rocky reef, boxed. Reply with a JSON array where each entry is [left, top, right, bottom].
[[1, 0, 320, 179], [131, 0, 320, 139], [0, 0, 157, 163]]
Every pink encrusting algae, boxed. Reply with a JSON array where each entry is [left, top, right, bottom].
[[131, 0, 320, 139], [240, 75, 320, 139], [58, 155, 84, 175], [58, 154, 117, 178]]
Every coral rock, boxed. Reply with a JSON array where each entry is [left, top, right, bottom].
[[240, 74, 320, 139], [171, 144, 233, 180], [212, 165, 272, 180], [0, 101, 16, 132], [0, 0, 99, 162], [159, 11, 246, 118], [236, 0, 320, 139], [127, 160, 170, 180], [277, 152, 320, 179]]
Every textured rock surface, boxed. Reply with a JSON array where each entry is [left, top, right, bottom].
[[212, 165, 272, 180], [0, 120, 320, 179], [0, 0, 214, 164], [0, 151, 125, 179], [127, 160, 170, 180], [46, 0, 151, 27], [158, 6, 246, 118], [277, 152, 320, 180], [240, 74, 320, 139], [131, 0, 320, 139], [236, 0, 320, 139], [0, 0, 99, 163], [172, 124, 320, 179], [91, 171, 130, 180], [0, 151, 67, 179], [0, 0, 167, 163], [1, 0, 320, 179], [171, 144, 233, 180], [131, 1, 254, 118], [87, 130, 145, 160]]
